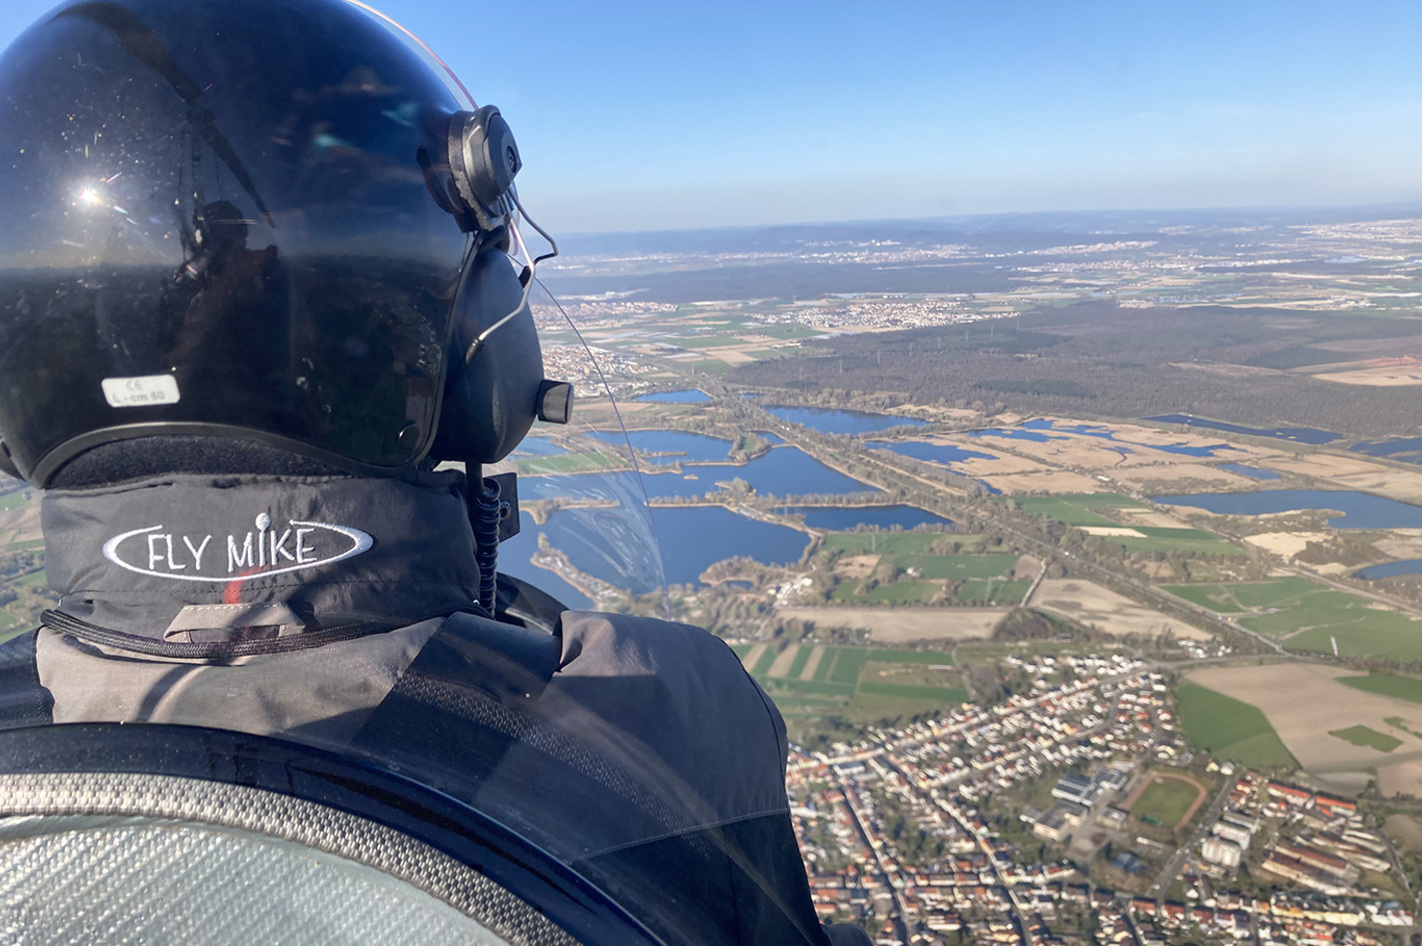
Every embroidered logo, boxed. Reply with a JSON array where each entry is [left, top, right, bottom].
[[102, 513, 374, 582]]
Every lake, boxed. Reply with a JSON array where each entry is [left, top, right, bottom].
[[970, 419, 1230, 456], [1218, 463, 1281, 481], [589, 429, 732, 463], [512, 436, 566, 457], [1155, 489, 1422, 530], [1357, 559, 1422, 580], [1145, 414, 1340, 445], [511, 505, 810, 593], [866, 440, 996, 468], [638, 389, 712, 403], [1352, 438, 1422, 466], [765, 406, 930, 435], [519, 446, 873, 503], [777, 505, 953, 530]]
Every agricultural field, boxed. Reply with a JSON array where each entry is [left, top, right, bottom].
[[778, 606, 1009, 643], [1339, 673, 1422, 704], [1186, 664, 1422, 794], [1175, 681, 1298, 769], [1033, 579, 1211, 640], [822, 533, 1031, 607], [1166, 577, 1422, 660], [1329, 725, 1402, 753], [1011, 494, 1241, 555], [734, 642, 967, 737]]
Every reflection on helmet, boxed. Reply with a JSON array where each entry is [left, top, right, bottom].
[[0, 0, 550, 484]]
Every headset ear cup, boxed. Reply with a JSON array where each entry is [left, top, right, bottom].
[[446, 106, 520, 235], [432, 251, 543, 464]]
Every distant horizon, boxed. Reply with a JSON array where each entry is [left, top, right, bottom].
[[552, 199, 1422, 241], [4, 1, 1422, 233]]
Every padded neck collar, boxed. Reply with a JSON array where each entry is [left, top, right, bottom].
[[40, 471, 479, 641]]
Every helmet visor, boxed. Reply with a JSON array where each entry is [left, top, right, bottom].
[[0, 0, 472, 482]]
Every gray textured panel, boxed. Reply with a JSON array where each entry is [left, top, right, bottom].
[[0, 773, 578, 946]]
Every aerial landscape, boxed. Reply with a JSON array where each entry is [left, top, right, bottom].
[[4, 0, 1422, 941], [8, 205, 1422, 942]]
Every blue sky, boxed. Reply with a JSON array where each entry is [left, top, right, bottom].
[[4, 0, 1422, 232]]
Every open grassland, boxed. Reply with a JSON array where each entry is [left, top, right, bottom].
[[1339, 673, 1422, 704], [1168, 577, 1422, 660], [1175, 681, 1299, 768], [1012, 493, 1241, 555], [1129, 774, 1206, 829], [1329, 725, 1402, 753], [1163, 577, 1321, 613], [824, 535, 1028, 606], [518, 453, 624, 475], [737, 642, 969, 734]]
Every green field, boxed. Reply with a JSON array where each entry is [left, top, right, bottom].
[[1013, 494, 1240, 555], [519, 453, 623, 474], [1340, 673, 1422, 704], [1130, 776, 1204, 828], [900, 553, 1018, 579], [865, 649, 954, 665], [0, 490, 29, 512], [743, 642, 971, 733], [1330, 725, 1402, 753], [823, 533, 945, 556], [836, 580, 942, 604], [958, 578, 1031, 605], [751, 646, 779, 677], [858, 682, 970, 701], [1166, 579, 1422, 660], [1176, 681, 1298, 768], [1013, 493, 1147, 527]]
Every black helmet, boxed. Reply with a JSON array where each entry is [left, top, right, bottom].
[[0, 0, 553, 485]]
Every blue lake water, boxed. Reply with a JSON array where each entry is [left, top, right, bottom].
[[1155, 490, 1422, 530], [1145, 414, 1341, 445], [494, 512, 598, 610], [758, 432, 786, 444], [777, 505, 954, 531], [519, 447, 873, 502], [766, 406, 930, 435], [1219, 463, 1281, 481], [589, 429, 732, 463], [519, 505, 807, 591], [968, 426, 1060, 443], [511, 437, 566, 457], [977, 480, 1003, 496], [638, 389, 712, 403], [1352, 438, 1422, 466], [866, 440, 997, 467], [1357, 559, 1422, 580], [969, 419, 1226, 456]]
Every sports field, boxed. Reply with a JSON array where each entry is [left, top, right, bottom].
[[1330, 725, 1402, 753], [1175, 681, 1298, 768], [1012, 494, 1240, 555], [1129, 774, 1206, 829]]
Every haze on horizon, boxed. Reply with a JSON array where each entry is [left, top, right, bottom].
[[3, 0, 1420, 233]]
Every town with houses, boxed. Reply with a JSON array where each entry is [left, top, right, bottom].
[[786, 651, 1417, 946]]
